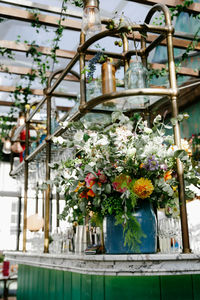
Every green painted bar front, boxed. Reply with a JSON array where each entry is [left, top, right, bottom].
[[17, 264, 200, 300]]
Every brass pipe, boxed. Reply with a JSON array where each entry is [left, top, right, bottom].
[[166, 24, 190, 251], [141, 33, 147, 69], [145, 3, 172, 28], [27, 95, 47, 123], [56, 191, 60, 228], [144, 34, 166, 56], [79, 88, 177, 112], [79, 26, 171, 55], [47, 53, 80, 95], [25, 142, 46, 162], [122, 35, 129, 73], [22, 109, 30, 252], [79, 32, 86, 106], [44, 95, 51, 253]]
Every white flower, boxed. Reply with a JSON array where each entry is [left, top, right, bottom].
[[74, 130, 84, 142], [52, 136, 65, 144], [88, 161, 96, 167], [74, 205, 78, 210], [144, 127, 152, 134], [96, 136, 109, 146], [60, 120, 69, 129], [181, 139, 192, 155], [187, 184, 200, 196], [126, 147, 136, 157]]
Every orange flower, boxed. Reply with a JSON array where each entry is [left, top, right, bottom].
[[79, 190, 88, 199], [87, 189, 95, 197], [74, 181, 85, 192], [164, 171, 172, 181], [133, 178, 154, 199], [140, 163, 144, 168]]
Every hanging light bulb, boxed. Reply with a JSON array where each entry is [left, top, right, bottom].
[[27, 214, 44, 232], [82, 0, 102, 38], [2, 137, 11, 154], [17, 111, 25, 127]]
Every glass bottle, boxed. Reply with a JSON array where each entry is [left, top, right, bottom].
[[124, 61, 149, 109]]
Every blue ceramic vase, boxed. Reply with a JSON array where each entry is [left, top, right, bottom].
[[103, 200, 157, 254]]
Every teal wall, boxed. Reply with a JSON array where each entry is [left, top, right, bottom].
[[17, 264, 200, 300], [180, 101, 200, 138]]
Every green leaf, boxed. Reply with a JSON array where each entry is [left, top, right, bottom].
[[105, 183, 111, 194], [83, 133, 90, 142]]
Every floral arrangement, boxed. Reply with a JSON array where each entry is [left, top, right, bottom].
[[51, 112, 200, 249]]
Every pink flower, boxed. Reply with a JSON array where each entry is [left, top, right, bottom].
[[112, 182, 127, 193], [97, 170, 107, 183], [85, 173, 96, 188]]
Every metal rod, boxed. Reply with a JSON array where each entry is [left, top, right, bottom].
[[35, 182, 39, 214], [47, 53, 80, 95], [79, 88, 176, 112], [79, 32, 86, 107], [16, 195, 22, 251], [22, 110, 30, 252], [166, 22, 190, 253], [144, 33, 166, 56], [56, 191, 60, 228], [44, 95, 51, 253], [122, 34, 129, 73], [25, 142, 46, 162]]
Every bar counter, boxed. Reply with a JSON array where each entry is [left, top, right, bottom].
[[4, 251, 200, 300]]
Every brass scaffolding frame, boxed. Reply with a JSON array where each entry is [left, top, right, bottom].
[[10, 3, 190, 254]]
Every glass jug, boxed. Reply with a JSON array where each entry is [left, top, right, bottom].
[[124, 61, 149, 109]]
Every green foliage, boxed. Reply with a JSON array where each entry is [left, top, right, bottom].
[[0, 253, 4, 263], [0, 47, 15, 60], [115, 213, 146, 251]]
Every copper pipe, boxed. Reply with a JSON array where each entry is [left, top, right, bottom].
[[44, 95, 51, 253], [79, 32, 86, 106], [22, 109, 30, 252]]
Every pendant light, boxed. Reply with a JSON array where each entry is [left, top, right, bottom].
[[11, 141, 23, 154], [82, 0, 102, 38], [27, 214, 44, 232]]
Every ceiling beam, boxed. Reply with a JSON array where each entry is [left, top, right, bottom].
[[0, 6, 81, 30], [0, 64, 80, 82], [151, 63, 200, 77], [126, 0, 200, 14], [0, 40, 94, 60], [0, 100, 72, 112], [0, 0, 83, 18]]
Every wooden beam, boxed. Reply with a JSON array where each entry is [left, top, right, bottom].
[[0, 84, 44, 95], [151, 63, 200, 77], [0, 100, 72, 112], [0, 40, 93, 61], [126, 0, 200, 14], [0, 0, 83, 18], [0, 6, 81, 30], [0, 64, 80, 82]]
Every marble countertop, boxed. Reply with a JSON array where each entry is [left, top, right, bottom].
[[4, 251, 200, 276]]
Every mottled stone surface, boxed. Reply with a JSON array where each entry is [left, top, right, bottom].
[[4, 251, 200, 276]]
